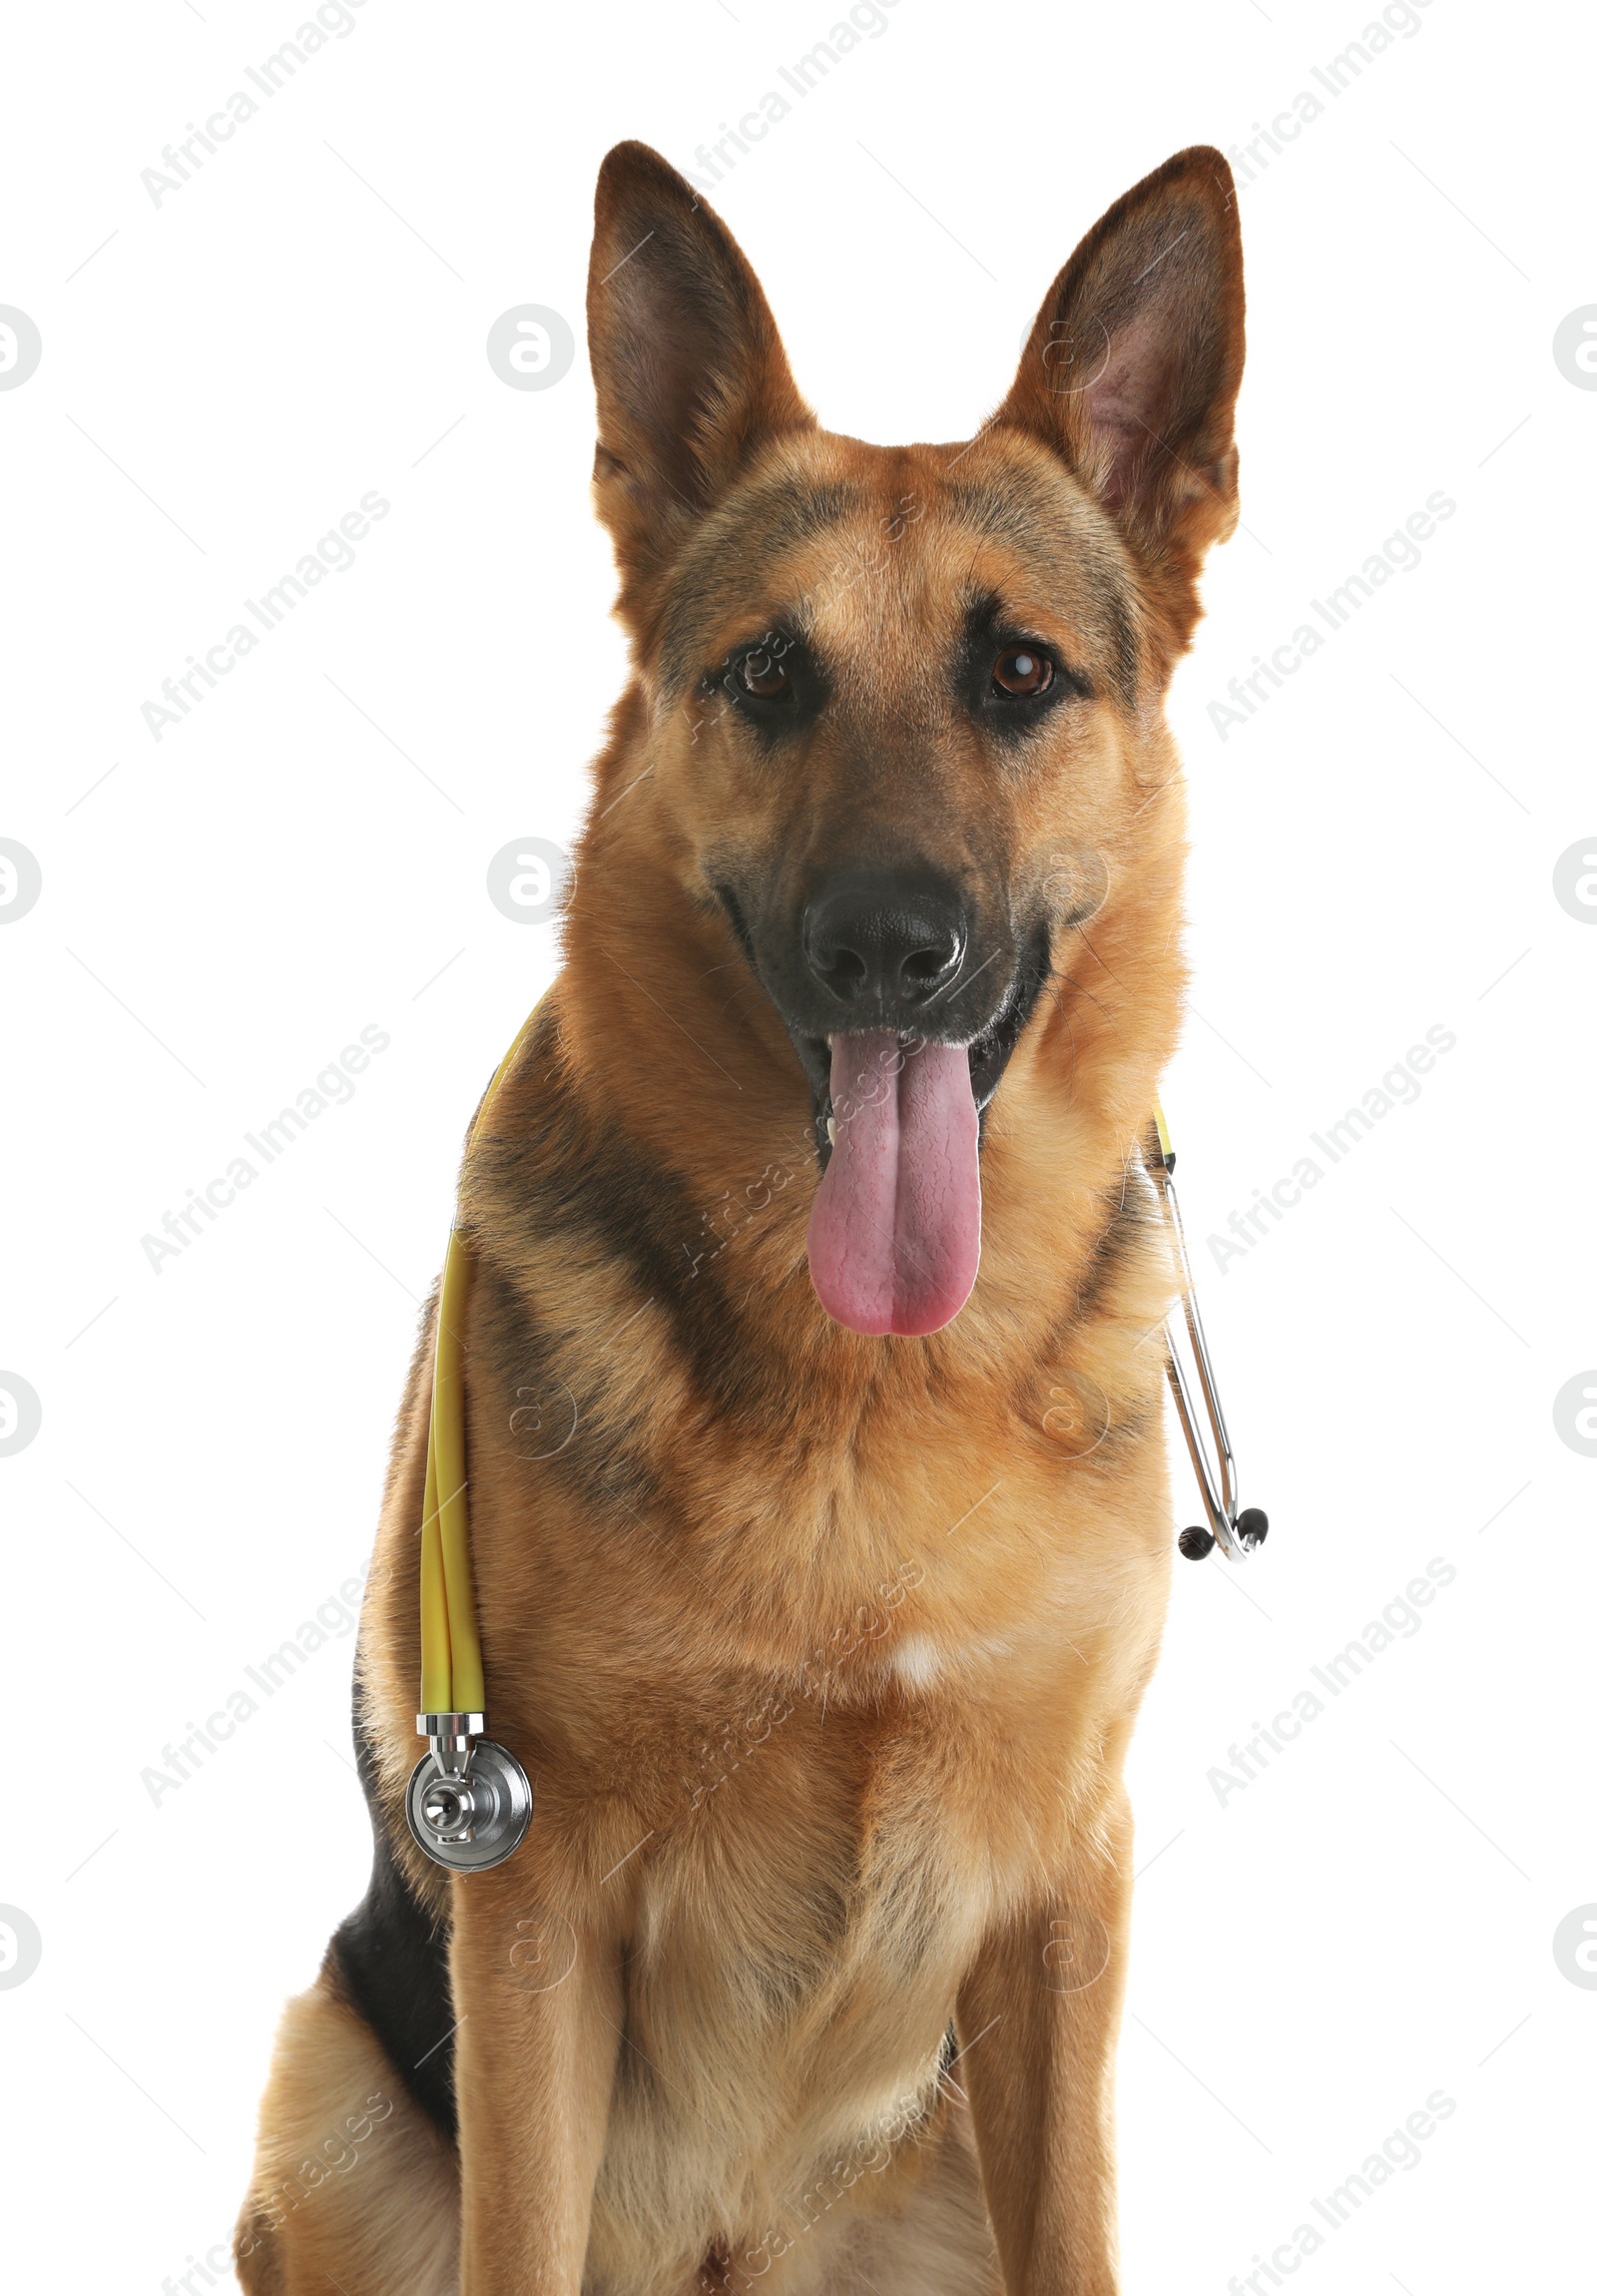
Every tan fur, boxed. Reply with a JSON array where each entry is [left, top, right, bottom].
[[238, 1969, 458, 2292], [240, 140, 1244, 2294]]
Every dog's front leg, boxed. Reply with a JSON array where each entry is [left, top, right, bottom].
[[451, 1866, 623, 2294], [956, 1806, 1132, 2295]]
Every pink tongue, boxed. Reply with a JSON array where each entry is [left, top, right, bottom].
[[806, 1032, 981, 1337]]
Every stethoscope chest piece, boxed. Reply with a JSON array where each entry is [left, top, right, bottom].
[[406, 1712, 533, 1873]]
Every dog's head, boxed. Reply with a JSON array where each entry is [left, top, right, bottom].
[[573, 142, 1244, 1339]]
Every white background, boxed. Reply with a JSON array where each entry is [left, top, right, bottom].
[[2, 0, 1591, 2289]]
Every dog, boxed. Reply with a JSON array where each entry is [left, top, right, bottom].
[[236, 136, 1245, 2294]]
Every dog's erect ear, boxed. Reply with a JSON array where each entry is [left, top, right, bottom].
[[996, 147, 1245, 573], [587, 143, 813, 592]]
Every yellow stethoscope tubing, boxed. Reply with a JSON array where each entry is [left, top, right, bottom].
[[416, 1005, 543, 1719]]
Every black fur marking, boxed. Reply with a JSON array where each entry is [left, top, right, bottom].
[[1015, 1177, 1159, 1458], [955, 592, 1089, 745], [329, 1682, 458, 2141], [472, 1032, 814, 1465], [946, 474, 1141, 705], [709, 628, 829, 748], [1070, 1170, 1152, 1330], [660, 474, 864, 700]]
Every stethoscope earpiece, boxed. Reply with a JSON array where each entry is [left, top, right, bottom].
[[1236, 1506, 1269, 1547], [1178, 1507, 1268, 1564]]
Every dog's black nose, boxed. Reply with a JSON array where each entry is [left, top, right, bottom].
[[802, 871, 967, 1009]]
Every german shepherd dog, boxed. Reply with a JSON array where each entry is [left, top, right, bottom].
[[238, 138, 1245, 2294]]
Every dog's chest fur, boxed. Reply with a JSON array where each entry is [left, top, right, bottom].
[[578, 1542, 1149, 2282], [466, 1329, 1169, 2276]]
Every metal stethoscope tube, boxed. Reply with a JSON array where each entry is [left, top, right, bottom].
[[1145, 1112, 1269, 1564]]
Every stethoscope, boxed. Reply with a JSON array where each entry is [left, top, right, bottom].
[[405, 1025, 1267, 1875], [1143, 1104, 1271, 1566], [404, 1009, 539, 1874]]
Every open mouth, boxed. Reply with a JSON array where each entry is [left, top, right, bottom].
[[794, 926, 1052, 1168], [792, 931, 1051, 1340], [714, 883, 1050, 1338]]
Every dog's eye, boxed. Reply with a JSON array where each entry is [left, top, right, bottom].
[[738, 648, 792, 702], [992, 646, 1054, 698]]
